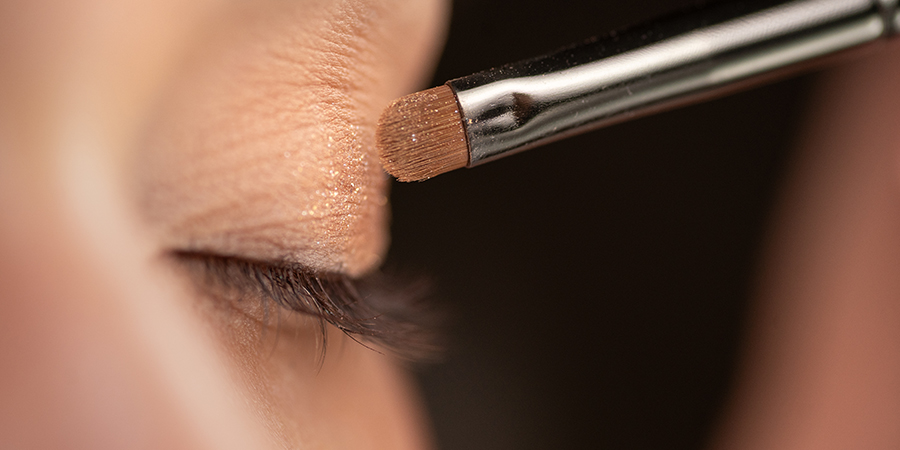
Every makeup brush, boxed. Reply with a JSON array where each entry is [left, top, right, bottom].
[[377, 0, 899, 182]]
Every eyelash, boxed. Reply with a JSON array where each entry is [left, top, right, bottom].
[[172, 250, 441, 361]]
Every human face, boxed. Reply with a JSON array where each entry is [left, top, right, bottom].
[[0, 0, 448, 448]]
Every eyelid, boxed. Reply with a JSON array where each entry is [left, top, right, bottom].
[[135, 3, 394, 278], [171, 250, 441, 361]]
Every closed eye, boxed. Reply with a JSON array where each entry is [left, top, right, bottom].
[[171, 250, 441, 362]]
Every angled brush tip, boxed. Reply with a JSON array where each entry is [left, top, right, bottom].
[[377, 85, 469, 182]]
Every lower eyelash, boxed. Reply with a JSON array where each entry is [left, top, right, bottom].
[[171, 250, 442, 361]]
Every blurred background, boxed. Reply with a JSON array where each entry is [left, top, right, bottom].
[[384, 1, 816, 449]]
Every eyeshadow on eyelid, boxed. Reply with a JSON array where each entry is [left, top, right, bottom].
[[172, 250, 443, 361], [137, 94, 390, 274], [134, 5, 396, 277]]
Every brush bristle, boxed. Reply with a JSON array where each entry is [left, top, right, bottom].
[[377, 85, 469, 182]]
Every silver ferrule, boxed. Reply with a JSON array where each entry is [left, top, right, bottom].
[[447, 0, 899, 166]]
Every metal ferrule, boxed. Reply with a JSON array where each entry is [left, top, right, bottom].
[[447, 0, 899, 166]]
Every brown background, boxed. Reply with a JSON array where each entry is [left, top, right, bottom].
[[384, 1, 814, 448]]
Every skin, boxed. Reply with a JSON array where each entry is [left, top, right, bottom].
[[0, 0, 447, 448], [1, 0, 900, 449], [137, 0, 449, 276], [710, 41, 900, 450]]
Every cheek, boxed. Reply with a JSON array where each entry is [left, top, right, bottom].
[[191, 289, 431, 450]]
